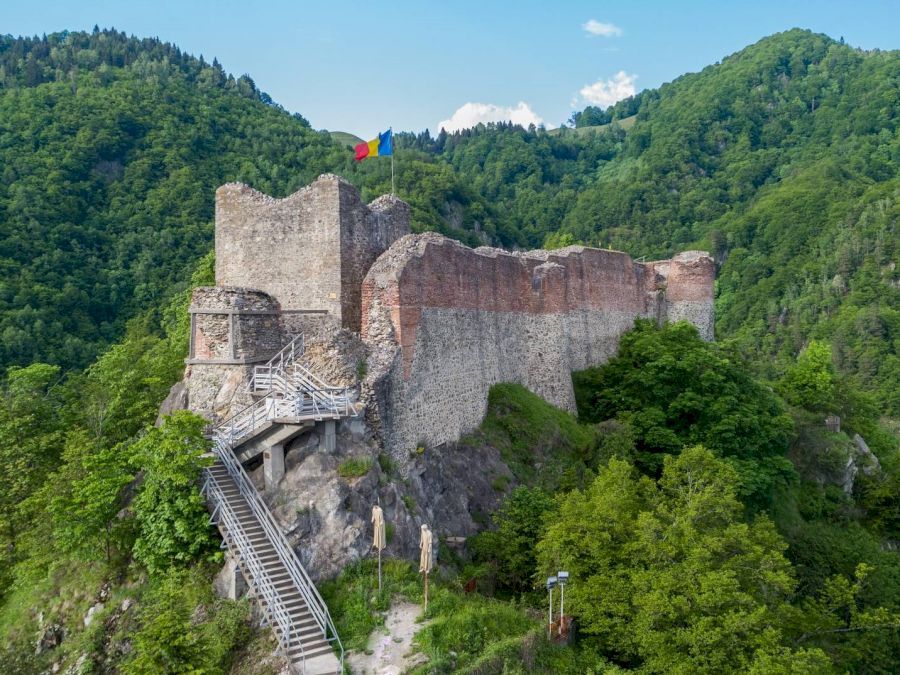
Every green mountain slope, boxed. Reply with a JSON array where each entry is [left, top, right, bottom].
[[0, 28, 897, 413], [0, 30, 505, 371], [0, 31, 347, 368], [557, 30, 900, 410], [404, 29, 899, 411]]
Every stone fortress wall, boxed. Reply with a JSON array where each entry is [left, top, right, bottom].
[[187, 175, 714, 460], [360, 234, 715, 459], [215, 174, 410, 332], [186, 174, 410, 421]]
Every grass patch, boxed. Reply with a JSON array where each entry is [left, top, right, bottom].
[[546, 114, 637, 137], [323, 558, 591, 672], [319, 559, 421, 651], [337, 457, 374, 479], [0, 559, 110, 670], [377, 452, 397, 476], [329, 130, 365, 147], [402, 495, 417, 512], [410, 589, 539, 673], [465, 383, 596, 487]]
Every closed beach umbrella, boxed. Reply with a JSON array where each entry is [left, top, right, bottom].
[[372, 504, 386, 590], [419, 524, 433, 609], [371, 505, 386, 551], [419, 524, 433, 573]]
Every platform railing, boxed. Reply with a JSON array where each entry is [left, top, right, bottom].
[[250, 335, 305, 394]]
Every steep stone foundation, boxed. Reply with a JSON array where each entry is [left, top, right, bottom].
[[361, 233, 715, 462]]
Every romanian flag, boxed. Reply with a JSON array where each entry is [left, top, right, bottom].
[[354, 128, 393, 161]]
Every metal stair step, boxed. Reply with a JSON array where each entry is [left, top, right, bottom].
[[205, 349, 347, 671], [290, 624, 325, 641], [288, 641, 334, 659]]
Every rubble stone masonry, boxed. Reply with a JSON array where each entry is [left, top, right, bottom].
[[215, 174, 409, 332], [361, 233, 715, 461], [192, 175, 714, 465]]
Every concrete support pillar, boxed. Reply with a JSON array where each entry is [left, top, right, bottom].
[[229, 564, 247, 600], [319, 420, 336, 453], [215, 555, 247, 600], [263, 443, 285, 490]]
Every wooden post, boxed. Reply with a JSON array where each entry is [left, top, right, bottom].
[[378, 548, 382, 592], [424, 571, 429, 611]]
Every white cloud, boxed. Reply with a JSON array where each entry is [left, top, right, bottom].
[[436, 101, 552, 133], [583, 19, 623, 38], [578, 71, 637, 107]]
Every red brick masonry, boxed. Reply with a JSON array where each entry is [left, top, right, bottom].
[[361, 234, 715, 379]]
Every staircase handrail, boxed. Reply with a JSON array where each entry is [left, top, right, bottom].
[[290, 362, 349, 393], [219, 388, 350, 449], [202, 469, 301, 665], [251, 335, 305, 393], [211, 428, 344, 666]]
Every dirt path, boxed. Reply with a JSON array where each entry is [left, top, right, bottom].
[[346, 600, 428, 674]]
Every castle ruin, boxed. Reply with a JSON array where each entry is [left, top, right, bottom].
[[177, 174, 715, 669], [185, 173, 715, 466]]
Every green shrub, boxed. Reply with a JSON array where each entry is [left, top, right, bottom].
[[412, 590, 537, 672], [465, 383, 597, 489], [471, 487, 555, 595], [123, 567, 251, 674], [377, 452, 397, 476], [337, 457, 373, 479], [573, 320, 795, 506], [131, 411, 220, 575]]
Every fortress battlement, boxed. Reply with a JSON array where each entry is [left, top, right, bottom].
[[188, 175, 715, 459]]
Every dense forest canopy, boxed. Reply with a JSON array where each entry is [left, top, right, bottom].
[[0, 27, 897, 411]]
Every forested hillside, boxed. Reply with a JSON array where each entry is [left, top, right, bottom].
[[0, 29, 501, 371], [1, 28, 895, 413], [0, 26, 898, 674], [397, 30, 900, 412]]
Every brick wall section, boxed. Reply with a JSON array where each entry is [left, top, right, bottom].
[[647, 251, 716, 340], [339, 185, 411, 332], [186, 286, 282, 421], [215, 174, 409, 331], [361, 234, 715, 462]]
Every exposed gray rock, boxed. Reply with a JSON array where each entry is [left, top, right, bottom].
[[83, 602, 104, 628], [250, 414, 511, 581], [62, 654, 87, 675], [213, 553, 247, 600], [35, 624, 64, 655], [156, 381, 188, 426], [853, 434, 881, 476], [840, 433, 882, 494]]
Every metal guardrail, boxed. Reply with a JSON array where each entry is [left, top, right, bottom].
[[203, 468, 301, 665], [217, 391, 351, 449], [204, 332, 351, 672], [208, 431, 344, 672], [250, 335, 305, 394]]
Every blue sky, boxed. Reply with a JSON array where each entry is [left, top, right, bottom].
[[4, 1, 898, 136]]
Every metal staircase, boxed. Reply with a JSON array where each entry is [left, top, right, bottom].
[[203, 335, 354, 674], [216, 337, 354, 451]]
